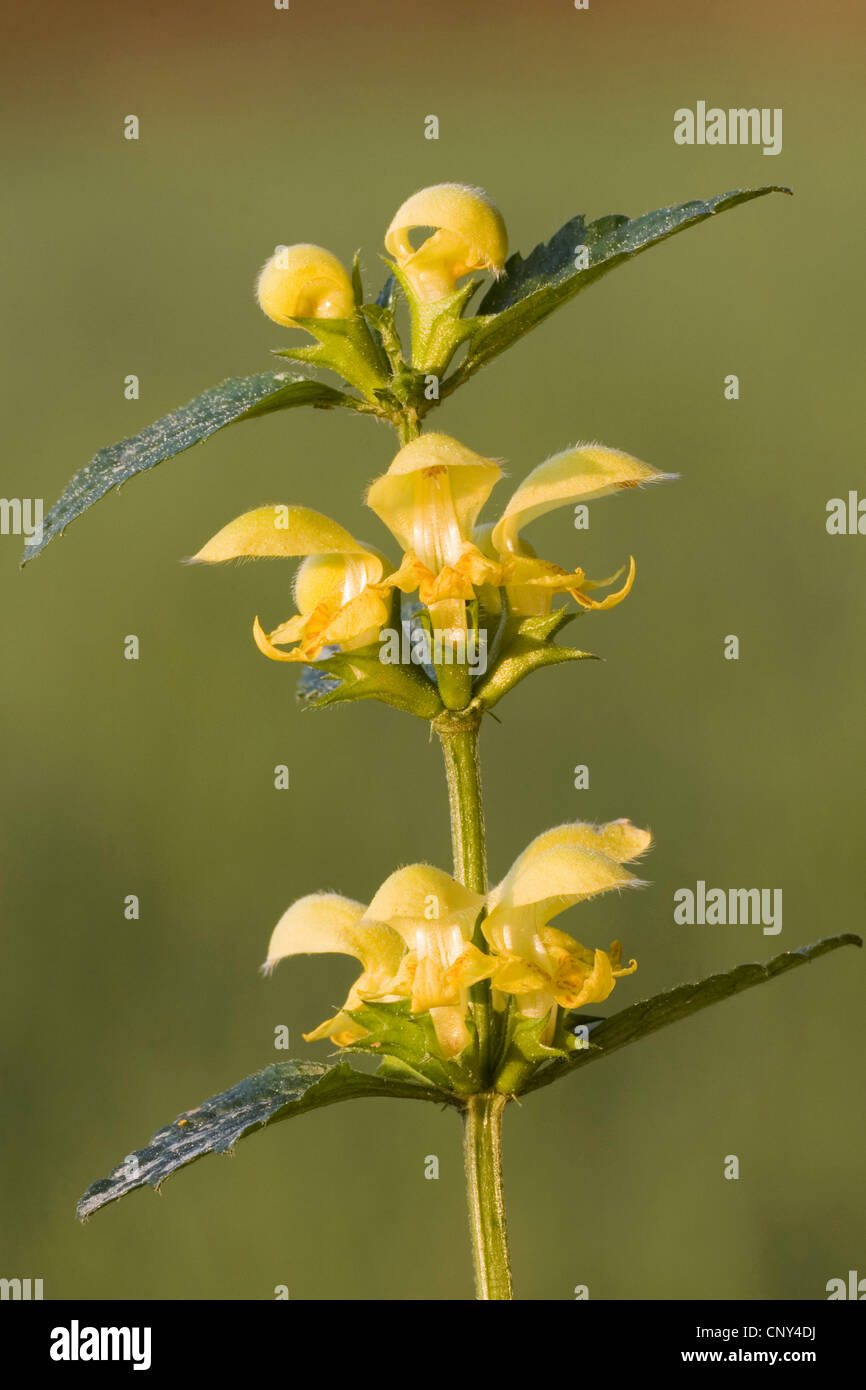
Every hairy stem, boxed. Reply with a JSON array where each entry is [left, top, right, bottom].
[[395, 410, 421, 445], [462, 1092, 513, 1300], [435, 712, 491, 1073], [435, 709, 515, 1299], [434, 709, 487, 896]]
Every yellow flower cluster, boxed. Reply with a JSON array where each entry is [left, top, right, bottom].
[[262, 819, 651, 1058], [192, 185, 662, 1070], [193, 431, 669, 664], [255, 182, 508, 325], [194, 186, 671, 667]]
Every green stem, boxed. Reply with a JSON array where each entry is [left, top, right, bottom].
[[462, 1092, 513, 1300], [395, 410, 421, 445], [434, 711, 490, 1074], [435, 709, 515, 1299], [434, 709, 487, 895]]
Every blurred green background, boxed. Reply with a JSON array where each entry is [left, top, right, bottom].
[[1, 0, 863, 1300]]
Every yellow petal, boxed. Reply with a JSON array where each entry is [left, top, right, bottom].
[[492, 444, 674, 554], [293, 550, 387, 615], [388, 941, 488, 1058], [429, 1006, 473, 1059], [492, 547, 635, 618], [192, 506, 367, 563], [491, 955, 550, 996], [267, 614, 308, 645], [484, 838, 645, 955], [365, 863, 484, 939], [471, 520, 515, 614], [306, 589, 392, 652], [385, 184, 507, 302], [506, 555, 636, 609], [443, 942, 497, 993], [554, 948, 615, 1010], [490, 844, 643, 919], [304, 1013, 369, 1045], [489, 951, 559, 1023], [366, 434, 502, 566], [253, 583, 393, 664], [539, 926, 596, 967], [253, 615, 303, 662], [493, 931, 636, 1015], [263, 892, 406, 1036], [574, 555, 636, 611], [409, 956, 450, 1012], [518, 819, 653, 865], [256, 243, 355, 325]]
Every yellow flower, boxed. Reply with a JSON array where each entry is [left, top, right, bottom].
[[366, 433, 502, 648], [385, 184, 508, 303], [366, 432, 671, 629], [193, 436, 669, 672], [483, 819, 652, 1031], [256, 243, 355, 326], [492, 930, 636, 1012], [191, 505, 391, 662], [365, 864, 493, 1058], [263, 864, 491, 1058]]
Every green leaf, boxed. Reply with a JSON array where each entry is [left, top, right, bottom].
[[474, 608, 597, 710], [299, 646, 444, 720], [377, 1055, 451, 1089], [77, 1058, 450, 1221], [448, 186, 791, 389], [24, 372, 350, 565], [272, 315, 390, 400], [521, 933, 862, 1096], [347, 998, 439, 1054], [360, 301, 407, 377], [351, 249, 364, 308]]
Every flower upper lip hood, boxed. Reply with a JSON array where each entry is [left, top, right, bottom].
[[484, 819, 652, 953], [488, 444, 675, 555], [256, 243, 356, 326], [365, 432, 502, 574], [385, 183, 508, 303]]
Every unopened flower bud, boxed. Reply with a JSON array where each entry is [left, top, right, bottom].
[[385, 184, 507, 303], [256, 243, 355, 326]]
